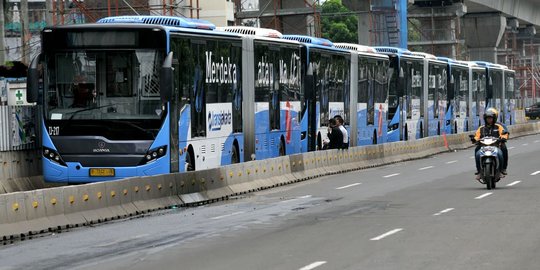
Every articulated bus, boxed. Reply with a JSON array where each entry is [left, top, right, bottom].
[[335, 43, 390, 146], [463, 61, 487, 130], [503, 67, 516, 125], [474, 61, 506, 124], [282, 35, 351, 151], [218, 26, 305, 162], [437, 57, 471, 134], [374, 47, 425, 142], [409, 52, 448, 137]]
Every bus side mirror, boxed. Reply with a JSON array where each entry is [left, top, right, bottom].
[[27, 55, 41, 103], [160, 52, 173, 102]]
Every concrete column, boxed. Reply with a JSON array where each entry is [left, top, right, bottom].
[[463, 13, 506, 63]]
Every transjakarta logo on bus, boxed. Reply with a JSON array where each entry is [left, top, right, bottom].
[[205, 51, 237, 84], [208, 110, 232, 131]]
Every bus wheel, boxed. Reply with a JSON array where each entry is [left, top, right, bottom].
[[372, 130, 377, 145], [420, 123, 424, 138], [279, 138, 286, 156], [454, 122, 458, 134], [231, 144, 239, 164], [317, 133, 322, 150], [437, 123, 441, 136], [186, 147, 195, 171]]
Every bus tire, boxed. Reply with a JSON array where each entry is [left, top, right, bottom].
[[420, 123, 424, 138], [186, 146, 195, 171], [454, 122, 458, 134], [437, 123, 441, 136], [373, 130, 377, 145], [279, 137, 286, 156], [231, 141, 239, 164]]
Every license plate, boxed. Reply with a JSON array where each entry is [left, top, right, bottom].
[[89, 168, 115, 177]]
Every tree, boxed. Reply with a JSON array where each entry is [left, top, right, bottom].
[[320, 0, 358, 43]]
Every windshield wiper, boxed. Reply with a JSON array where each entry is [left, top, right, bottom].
[[67, 104, 116, 121], [110, 120, 156, 139]]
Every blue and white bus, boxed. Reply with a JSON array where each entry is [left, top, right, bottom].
[[282, 35, 351, 151], [374, 47, 425, 142], [335, 43, 390, 145], [409, 52, 447, 137], [27, 16, 247, 182], [462, 61, 487, 130], [436, 57, 471, 134], [474, 61, 506, 124], [503, 66, 516, 125], [218, 26, 305, 160]]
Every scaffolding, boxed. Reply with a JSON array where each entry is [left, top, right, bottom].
[[369, 0, 400, 47], [233, 0, 321, 36]]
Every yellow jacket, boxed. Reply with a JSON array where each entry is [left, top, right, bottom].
[[474, 123, 509, 141]]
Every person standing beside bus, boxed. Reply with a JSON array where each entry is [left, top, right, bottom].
[[334, 115, 349, 149]]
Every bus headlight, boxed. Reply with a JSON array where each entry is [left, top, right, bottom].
[[140, 146, 167, 165], [43, 147, 67, 166]]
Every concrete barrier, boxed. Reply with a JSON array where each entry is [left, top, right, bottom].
[[1, 122, 539, 241]]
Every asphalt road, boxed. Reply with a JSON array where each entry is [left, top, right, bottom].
[[2, 134, 540, 270]]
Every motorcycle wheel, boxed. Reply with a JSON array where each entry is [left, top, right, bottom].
[[484, 163, 493, 190]]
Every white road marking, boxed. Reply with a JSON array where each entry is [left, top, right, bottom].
[[434, 208, 455, 216], [475, 193, 493, 200], [522, 143, 529, 146], [335, 183, 362, 190], [419, 166, 434, 171], [370, 228, 403, 241], [531, 171, 540, 176], [446, 160, 458, 164], [506, 181, 521, 187], [508, 146, 515, 150], [299, 261, 327, 270], [383, 173, 400, 178], [534, 140, 540, 143], [280, 195, 313, 203], [210, 211, 245, 220], [469, 156, 475, 159]]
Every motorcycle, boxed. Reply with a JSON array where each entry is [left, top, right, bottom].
[[470, 135, 505, 190]]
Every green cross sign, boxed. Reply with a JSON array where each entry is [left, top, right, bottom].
[[16, 90, 23, 101]]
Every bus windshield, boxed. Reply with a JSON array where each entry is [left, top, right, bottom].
[[44, 50, 163, 121]]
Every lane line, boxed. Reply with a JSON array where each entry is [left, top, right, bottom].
[[522, 143, 529, 146], [335, 183, 362, 190], [419, 166, 434, 171], [433, 208, 455, 216], [446, 160, 458, 164], [299, 261, 327, 270], [506, 181, 521, 187], [280, 195, 313, 203], [210, 211, 245, 220], [475, 193, 493, 200], [370, 228, 403, 241], [531, 171, 540, 176], [383, 173, 400, 178], [508, 146, 515, 150], [534, 140, 540, 143]]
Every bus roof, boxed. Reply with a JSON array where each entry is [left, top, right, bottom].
[[216, 26, 282, 38], [373, 46, 411, 55], [334, 43, 375, 53], [97, 16, 216, 30], [409, 51, 437, 59], [281, 35, 334, 47], [473, 61, 507, 70]]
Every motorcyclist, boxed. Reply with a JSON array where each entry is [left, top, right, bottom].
[[473, 108, 509, 180]]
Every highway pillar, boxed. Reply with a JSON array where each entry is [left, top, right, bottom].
[[463, 13, 506, 63]]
